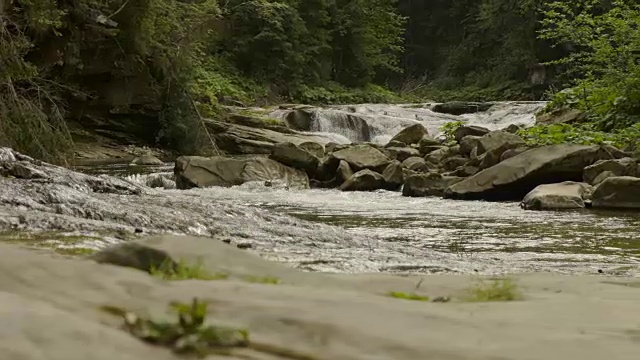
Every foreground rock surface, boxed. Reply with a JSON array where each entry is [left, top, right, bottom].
[[445, 144, 622, 201], [521, 182, 593, 211], [1, 236, 640, 360]]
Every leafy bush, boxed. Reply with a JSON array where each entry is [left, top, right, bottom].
[[539, 0, 640, 130], [439, 121, 465, 145], [517, 123, 640, 151]]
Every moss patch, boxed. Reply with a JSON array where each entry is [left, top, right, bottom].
[[150, 258, 229, 281], [388, 291, 430, 302], [465, 278, 522, 302]]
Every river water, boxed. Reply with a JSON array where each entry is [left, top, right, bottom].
[[69, 101, 640, 277]]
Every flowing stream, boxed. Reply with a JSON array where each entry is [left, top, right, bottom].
[[71, 102, 640, 277]]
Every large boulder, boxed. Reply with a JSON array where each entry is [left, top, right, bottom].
[[444, 144, 622, 201], [386, 147, 420, 162], [382, 161, 404, 191], [476, 131, 525, 156], [459, 136, 482, 156], [330, 144, 391, 173], [401, 157, 431, 173], [591, 176, 640, 209], [299, 142, 325, 159], [175, 156, 309, 190], [336, 160, 354, 185], [389, 124, 429, 145], [403, 173, 464, 197], [425, 145, 460, 164], [521, 182, 594, 211], [454, 125, 490, 143], [270, 142, 319, 175], [583, 157, 638, 185], [417, 136, 441, 155], [432, 102, 493, 116], [339, 169, 384, 192], [285, 108, 314, 131]]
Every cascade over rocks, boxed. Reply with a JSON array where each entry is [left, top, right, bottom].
[[521, 182, 594, 211], [175, 156, 309, 190], [444, 144, 623, 201], [591, 177, 640, 209]]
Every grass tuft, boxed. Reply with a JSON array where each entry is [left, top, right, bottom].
[[466, 278, 522, 302], [150, 258, 229, 281], [388, 291, 430, 302], [100, 298, 249, 357], [243, 275, 281, 285]]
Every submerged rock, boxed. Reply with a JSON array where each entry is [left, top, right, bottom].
[[444, 144, 622, 201], [591, 176, 640, 209], [130, 154, 164, 166], [298, 142, 325, 159], [432, 101, 493, 116], [521, 182, 593, 211]]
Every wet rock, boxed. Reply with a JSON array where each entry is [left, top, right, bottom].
[[418, 136, 442, 155], [1, 162, 47, 179], [130, 154, 163, 166], [403, 173, 464, 197], [476, 131, 525, 156], [432, 102, 493, 116], [592, 171, 616, 186], [445, 144, 623, 201], [270, 142, 320, 175], [330, 144, 391, 173], [389, 124, 429, 146], [419, 144, 446, 156], [315, 156, 340, 182], [583, 157, 638, 185], [459, 136, 482, 156], [339, 170, 384, 192], [146, 175, 176, 190], [386, 147, 420, 162], [425, 146, 460, 164], [478, 142, 526, 170], [454, 125, 490, 143], [175, 156, 309, 190], [336, 160, 354, 185], [591, 176, 640, 209], [385, 140, 407, 148], [284, 108, 314, 130], [325, 142, 341, 154], [447, 165, 479, 178], [299, 142, 325, 159], [521, 182, 594, 211], [442, 156, 468, 172], [382, 161, 404, 191], [500, 147, 529, 162], [92, 242, 177, 273], [503, 124, 522, 134], [401, 157, 430, 173]]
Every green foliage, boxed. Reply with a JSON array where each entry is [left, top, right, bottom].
[[539, 0, 640, 130], [292, 83, 403, 105], [101, 298, 249, 357], [243, 276, 281, 285], [518, 123, 640, 151], [388, 291, 430, 302], [150, 258, 229, 281], [466, 278, 522, 302], [439, 121, 465, 145]]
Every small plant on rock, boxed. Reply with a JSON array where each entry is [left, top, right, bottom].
[[388, 291, 430, 302], [244, 275, 281, 285], [150, 258, 228, 281], [466, 277, 522, 302], [101, 298, 249, 357]]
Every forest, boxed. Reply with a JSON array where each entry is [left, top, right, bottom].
[[1, 0, 639, 161]]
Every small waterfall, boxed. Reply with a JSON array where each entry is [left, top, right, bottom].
[[271, 101, 547, 145]]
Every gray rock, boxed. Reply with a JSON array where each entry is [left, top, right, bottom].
[[331, 144, 391, 173], [476, 131, 525, 156], [433, 102, 493, 116], [389, 124, 429, 146], [501, 147, 529, 162], [130, 154, 164, 166], [382, 161, 404, 191], [401, 157, 430, 173], [299, 142, 325, 159], [285, 109, 314, 130], [459, 136, 482, 156], [339, 170, 384, 192], [445, 144, 622, 201], [425, 146, 460, 164], [403, 173, 464, 197], [386, 147, 421, 162], [454, 125, 490, 143], [270, 142, 320, 175], [521, 182, 594, 211], [442, 156, 468, 172], [583, 157, 638, 185], [385, 140, 407, 148], [92, 242, 177, 273], [536, 108, 587, 125], [336, 160, 354, 185], [591, 176, 640, 209], [503, 124, 522, 134], [418, 136, 442, 155]]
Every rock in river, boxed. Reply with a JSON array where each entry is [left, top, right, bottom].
[[583, 157, 638, 185], [521, 182, 593, 211], [389, 123, 429, 146], [591, 176, 640, 209], [403, 173, 464, 197], [269, 142, 320, 175], [175, 156, 309, 190], [330, 144, 391, 173], [339, 169, 385, 192], [444, 144, 623, 201]]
